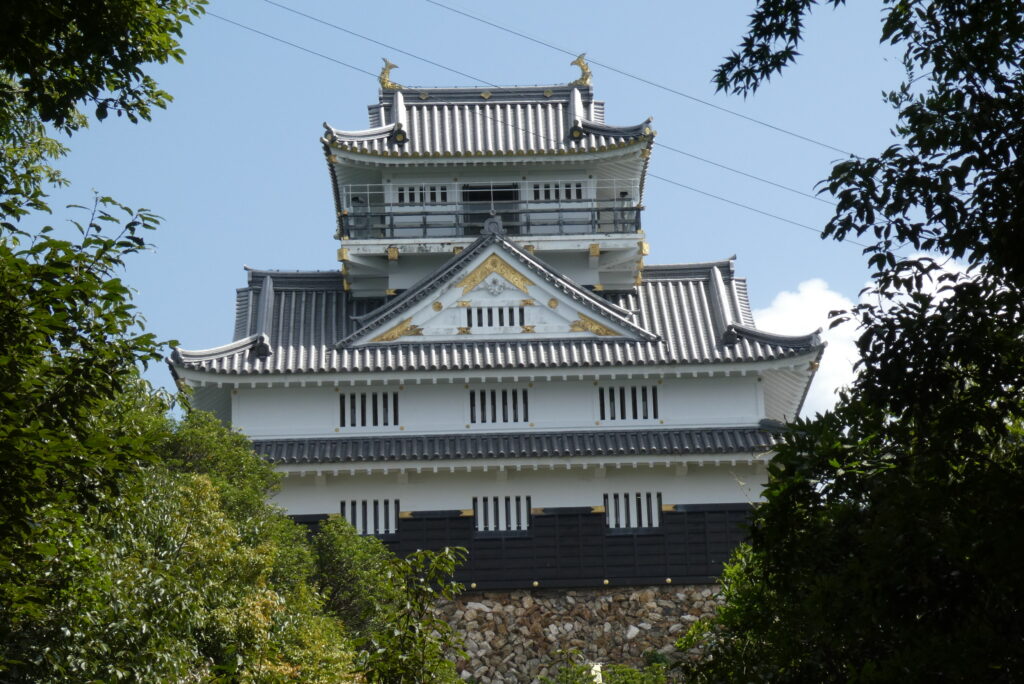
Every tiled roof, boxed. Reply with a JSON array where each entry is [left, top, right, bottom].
[[323, 85, 653, 158], [170, 254, 823, 376], [342, 232, 658, 346], [254, 426, 781, 465]]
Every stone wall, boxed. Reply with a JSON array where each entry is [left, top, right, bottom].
[[435, 584, 721, 683]]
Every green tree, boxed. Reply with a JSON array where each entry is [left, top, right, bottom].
[[313, 519, 467, 683], [0, 0, 205, 600], [679, 2, 1024, 681], [1, 0, 206, 221], [1, 388, 357, 682]]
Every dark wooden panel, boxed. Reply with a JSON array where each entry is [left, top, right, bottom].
[[296, 504, 752, 589]]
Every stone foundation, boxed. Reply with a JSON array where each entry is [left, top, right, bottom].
[[436, 585, 721, 683]]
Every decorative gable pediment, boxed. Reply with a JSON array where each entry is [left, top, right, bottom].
[[343, 237, 654, 347]]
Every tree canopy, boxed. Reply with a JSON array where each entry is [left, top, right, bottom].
[[680, 2, 1024, 681], [1, 3, 467, 680]]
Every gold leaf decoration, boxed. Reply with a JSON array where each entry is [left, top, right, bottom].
[[379, 58, 403, 90], [569, 313, 620, 337], [456, 254, 535, 295], [371, 318, 423, 342]]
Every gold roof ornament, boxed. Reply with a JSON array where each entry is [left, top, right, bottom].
[[371, 317, 423, 343], [379, 58, 402, 90], [569, 53, 592, 86]]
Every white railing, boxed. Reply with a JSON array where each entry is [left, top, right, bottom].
[[339, 179, 642, 238]]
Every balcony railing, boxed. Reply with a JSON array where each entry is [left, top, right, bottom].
[[338, 180, 642, 239]]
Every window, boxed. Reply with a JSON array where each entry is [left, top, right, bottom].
[[465, 305, 525, 330], [340, 391, 399, 428], [469, 388, 529, 424], [597, 385, 659, 422], [604, 492, 662, 529], [395, 184, 448, 205], [341, 498, 400, 535], [531, 181, 583, 201], [473, 495, 531, 532]]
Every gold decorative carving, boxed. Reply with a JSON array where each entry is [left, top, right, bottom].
[[543, 89, 553, 97], [593, 284, 605, 292], [521, 325, 535, 333], [521, 299, 535, 306], [524, 244, 535, 253], [569, 313, 620, 337], [634, 272, 643, 286], [418, 91, 429, 100], [588, 243, 601, 258], [638, 241, 650, 256], [456, 300, 471, 308], [569, 54, 592, 86], [343, 279, 350, 292], [457, 326, 471, 335], [548, 298, 558, 309], [480, 91, 492, 100], [337, 248, 349, 261], [453, 246, 463, 254], [371, 318, 423, 342], [431, 301, 443, 311], [456, 253, 535, 295], [386, 246, 399, 261], [379, 58, 402, 89]]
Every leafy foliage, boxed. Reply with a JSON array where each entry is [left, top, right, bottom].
[[0, 0, 206, 131], [1, 390, 357, 681], [541, 649, 671, 684], [314, 519, 467, 683], [682, 2, 1024, 681], [0, 198, 162, 567], [0, 1, 206, 224]]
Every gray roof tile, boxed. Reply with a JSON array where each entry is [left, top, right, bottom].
[[254, 426, 780, 465], [324, 85, 652, 158], [171, 255, 823, 376]]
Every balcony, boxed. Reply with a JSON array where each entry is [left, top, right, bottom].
[[338, 180, 642, 240]]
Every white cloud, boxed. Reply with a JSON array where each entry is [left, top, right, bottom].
[[752, 257, 970, 417], [754, 278, 859, 417]]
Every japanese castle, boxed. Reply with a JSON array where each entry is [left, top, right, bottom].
[[170, 59, 823, 589]]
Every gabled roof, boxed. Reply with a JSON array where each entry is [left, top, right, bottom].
[[341, 230, 658, 346], [322, 85, 654, 159], [254, 426, 781, 465], [170, 257, 824, 376]]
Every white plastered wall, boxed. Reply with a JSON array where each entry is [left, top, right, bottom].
[[273, 460, 766, 516], [231, 374, 763, 439]]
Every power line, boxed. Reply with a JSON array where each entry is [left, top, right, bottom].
[[649, 173, 868, 248], [207, 12, 376, 78], [208, 9, 860, 248], [424, 0, 856, 157], [256, 0, 835, 207], [654, 141, 835, 206], [259, 0, 497, 87]]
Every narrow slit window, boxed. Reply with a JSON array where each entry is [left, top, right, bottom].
[[605, 491, 662, 529], [342, 498, 400, 534], [340, 391, 400, 428], [596, 386, 660, 422], [469, 387, 529, 424], [474, 495, 531, 532]]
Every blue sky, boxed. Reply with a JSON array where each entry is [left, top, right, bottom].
[[45, 1, 904, 411]]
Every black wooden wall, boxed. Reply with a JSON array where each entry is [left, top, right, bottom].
[[294, 503, 751, 589]]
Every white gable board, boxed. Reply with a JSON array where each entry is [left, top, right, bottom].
[[348, 241, 651, 345]]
